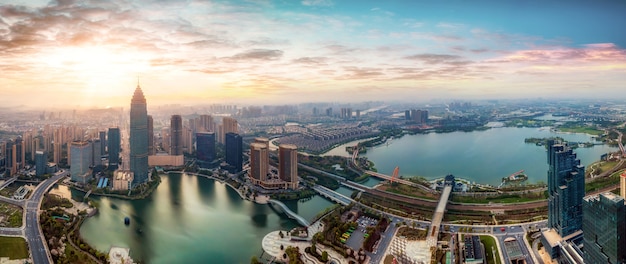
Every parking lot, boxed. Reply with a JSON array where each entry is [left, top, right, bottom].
[[345, 216, 379, 250]]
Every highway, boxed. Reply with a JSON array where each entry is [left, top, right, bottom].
[[25, 171, 69, 264]]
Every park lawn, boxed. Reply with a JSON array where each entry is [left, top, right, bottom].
[[0, 236, 29, 260], [480, 235, 502, 264]]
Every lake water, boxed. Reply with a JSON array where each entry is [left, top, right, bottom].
[[79, 173, 334, 264], [363, 127, 616, 185]]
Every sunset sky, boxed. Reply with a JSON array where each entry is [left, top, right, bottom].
[[1, 0, 625, 108]]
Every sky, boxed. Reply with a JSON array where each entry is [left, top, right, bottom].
[[1, 0, 625, 108]]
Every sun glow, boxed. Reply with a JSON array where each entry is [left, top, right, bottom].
[[32, 45, 155, 105]]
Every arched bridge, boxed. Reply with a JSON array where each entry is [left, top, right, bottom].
[[267, 199, 310, 227]]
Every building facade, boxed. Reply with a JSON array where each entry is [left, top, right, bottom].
[[583, 192, 626, 264], [70, 141, 91, 184], [225, 132, 242, 173], [249, 142, 268, 182], [108, 127, 121, 167], [35, 151, 47, 177], [196, 132, 215, 167], [129, 85, 149, 185], [547, 140, 584, 237], [170, 115, 183, 155], [148, 115, 154, 155], [278, 144, 298, 189]]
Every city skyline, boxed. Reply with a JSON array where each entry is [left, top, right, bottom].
[[1, 0, 625, 108]]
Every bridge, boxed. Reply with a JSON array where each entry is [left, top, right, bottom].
[[312, 185, 354, 206], [340, 181, 369, 192], [426, 184, 453, 248], [267, 199, 310, 226], [0, 177, 17, 191], [363, 170, 436, 193], [83, 189, 92, 200]]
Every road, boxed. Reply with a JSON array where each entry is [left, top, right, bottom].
[[25, 171, 69, 264], [0, 194, 25, 207]]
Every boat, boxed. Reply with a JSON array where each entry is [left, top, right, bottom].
[[124, 217, 130, 225]]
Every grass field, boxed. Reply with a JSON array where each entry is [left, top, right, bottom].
[[557, 126, 604, 136], [0, 236, 29, 260], [480, 235, 502, 264]]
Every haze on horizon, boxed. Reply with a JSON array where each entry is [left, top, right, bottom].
[[1, 0, 625, 108]]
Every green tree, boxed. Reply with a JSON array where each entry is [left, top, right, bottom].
[[250, 256, 261, 264], [322, 251, 328, 262]]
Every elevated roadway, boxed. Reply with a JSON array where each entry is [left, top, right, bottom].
[[0, 177, 18, 191], [267, 199, 310, 226]]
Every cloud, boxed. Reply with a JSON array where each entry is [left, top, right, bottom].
[[292, 56, 328, 65], [404, 53, 472, 65], [301, 0, 333, 7], [488, 44, 626, 64], [228, 49, 284, 61]]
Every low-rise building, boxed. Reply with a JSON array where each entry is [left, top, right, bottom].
[[113, 170, 134, 191]]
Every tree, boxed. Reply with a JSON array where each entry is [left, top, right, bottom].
[[322, 251, 328, 262], [250, 256, 261, 264]]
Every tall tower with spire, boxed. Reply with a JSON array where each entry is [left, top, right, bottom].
[[130, 84, 149, 186]]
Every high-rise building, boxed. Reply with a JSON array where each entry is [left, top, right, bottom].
[[53, 127, 63, 164], [90, 139, 100, 166], [108, 127, 121, 167], [99, 131, 106, 156], [199, 114, 215, 132], [279, 144, 298, 189], [148, 115, 154, 155], [582, 192, 626, 264], [225, 132, 242, 173], [129, 85, 149, 185], [620, 171, 626, 199], [218, 117, 238, 144], [196, 132, 215, 167], [4, 140, 13, 175], [249, 142, 268, 182], [546, 140, 585, 238], [170, 115, 183, 155], [70, 141, 91, 184], [13, 137, 25, 172], [35, 151, 47, 177], [411, 109, 429, 124]]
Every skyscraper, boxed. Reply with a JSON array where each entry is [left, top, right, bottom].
[[196, 132, 215, 167], [108, 127, 121, 167], [279, 144, 298, 189], [249, 142, 268, 182], [218, 117, 238, 144], [225, 132, 242, 173], [90, 139, 100, 166], [99, 131, 106, 156], [129, 85, 149, 185], [35, 151, 47, 177], [170, 115, 183, 155], [547, 140, 585, 237], [70, 141, 91, 184], [583, 192, 626, 264]]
